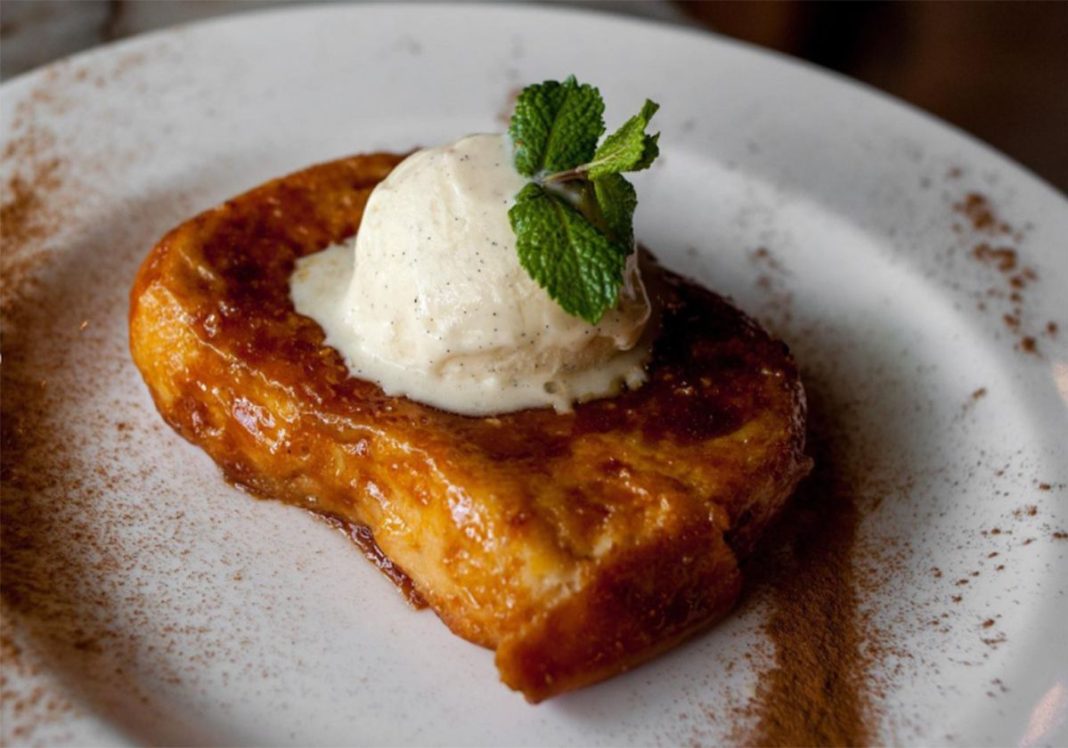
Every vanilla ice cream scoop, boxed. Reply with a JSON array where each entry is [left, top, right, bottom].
[[290, 133, 651, 415]]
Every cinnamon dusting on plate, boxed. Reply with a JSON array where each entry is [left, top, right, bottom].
[[954, 191, 1055, 355], [744, 428, 874, 747], [738, 245, 883, 745], [1, 47, 188, 743]]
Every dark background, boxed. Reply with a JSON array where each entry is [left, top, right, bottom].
[[680, 1, 1068, 193], [3, 0, 1066, 193]]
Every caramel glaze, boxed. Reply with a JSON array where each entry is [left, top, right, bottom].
[[129, 152, 811, 702], [316, 512, 427, 609]]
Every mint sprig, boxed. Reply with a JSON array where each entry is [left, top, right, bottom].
[[507, 78, 660, 324]]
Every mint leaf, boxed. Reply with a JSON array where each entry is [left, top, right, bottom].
[[509, 183, 630, 324], [509, 76, 605, 177], [592, 174, 638, 246], [585, 99, 660, 179]]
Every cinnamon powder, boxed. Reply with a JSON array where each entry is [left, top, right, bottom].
[[744, 412, 872, 747], [955, 191, 1055, 356], [736, 247, 883, 744]]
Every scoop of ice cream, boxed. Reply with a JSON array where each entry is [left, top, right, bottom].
[[291, 133, 651, 415]]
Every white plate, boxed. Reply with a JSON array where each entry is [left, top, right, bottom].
[[2, 5, 1066, 746]]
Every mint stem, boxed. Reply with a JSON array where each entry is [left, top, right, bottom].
[[541, 167, 588, 184], [544, 181, 617, 245]]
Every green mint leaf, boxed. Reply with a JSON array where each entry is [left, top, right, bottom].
[[592, 174, 637, 247], [509, 76, 605, 177], [509, 183, 630, 324], [585, 99, 660, 179]]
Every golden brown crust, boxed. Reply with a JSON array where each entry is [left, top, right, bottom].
[[129, 153, 811, 702]]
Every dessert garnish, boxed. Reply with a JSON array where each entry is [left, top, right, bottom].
[[508, 76, 660, 323]]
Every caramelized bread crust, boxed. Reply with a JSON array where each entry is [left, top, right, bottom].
[[129, 153, 811, 702]]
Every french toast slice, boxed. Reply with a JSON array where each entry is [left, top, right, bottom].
[[129, 153, 811, 702]]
